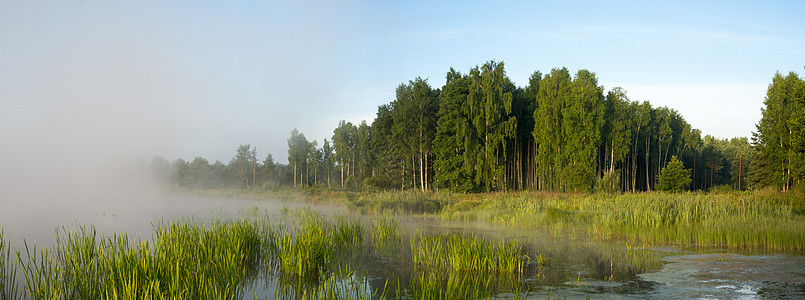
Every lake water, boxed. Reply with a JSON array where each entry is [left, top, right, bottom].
[[2, 194, 803, 299]]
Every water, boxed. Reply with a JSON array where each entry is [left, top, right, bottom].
[[2, 194, 804, 299]]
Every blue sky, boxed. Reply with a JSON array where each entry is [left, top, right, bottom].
[[1, 0, 803, 165]]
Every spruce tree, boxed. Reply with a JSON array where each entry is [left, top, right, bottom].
[[657, 155, 691, 192]]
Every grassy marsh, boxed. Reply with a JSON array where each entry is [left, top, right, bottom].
[[1, 209, 540, 299], [4, 188, 802, 299], [437, 191, 805, 252]]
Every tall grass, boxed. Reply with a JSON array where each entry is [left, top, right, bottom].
[[371, 218, 401, 249], [347, 191, 442, 215], [410, 232, 527, 274], [273, 209, 364, 280], [7, 219, 263, 300], [440, 192, 805, 252], [3, 205, 670, 299], [0, 229, 19, 300], [275, 266, 393, 300]]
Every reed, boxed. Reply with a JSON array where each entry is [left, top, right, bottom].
[[274, 209, 364, 280], [9, 218, 262, 300], [410, 271, 494, 300], [410, 232, 527, 274], [0, 229, 19, 300], [275, 266, 392, 300], [347, 191, 442, 215], [440, 192, 805, 252], [371, 217, 401, 250]]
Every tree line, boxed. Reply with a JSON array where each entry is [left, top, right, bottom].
[[149, 62, 804, 193]]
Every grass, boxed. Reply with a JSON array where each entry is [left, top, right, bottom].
[[410, 232, 527, 274], [169, 187, 805, 252], [0, 229, 19, 300], [4, 219, 263, 300], [438, 191, 805, 252], [346, 191, 443, 215], [1, 201, 688, 299], [371, 217, 402, 253]]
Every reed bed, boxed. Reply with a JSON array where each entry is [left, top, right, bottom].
[[347, 191, 442, 215], [0, 230, 18, 300], [440, 192, 805, 252], [410, 271, 493, 300], [410, 232, 526, 274], [271, 208, 364, 280], [2, 208, 559, 299], [275, 266, 393, 300], [371, 218, 401, 249], [3, 219, 263, 300]]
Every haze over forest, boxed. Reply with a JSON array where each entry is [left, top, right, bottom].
[[1, 1, 803, 197]]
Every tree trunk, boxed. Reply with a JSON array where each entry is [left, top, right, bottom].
[[401, 158, 405, 191], [420, 145, 425, 192], [645, 133, 651, 191], [738, 148, 742, 190]]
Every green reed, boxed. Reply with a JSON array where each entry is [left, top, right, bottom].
[[275, 266, 392, 300], [3, 210, 549, 299], [410, 232, 527, 274], [274, 209, 364, 280], [440, 192, 805, 252], [371, 218, 401, 250], [347, 191, 442, 215], [410, 271, 494, 300], [9, 218, 263, 300], [0, 229, 19, 300]]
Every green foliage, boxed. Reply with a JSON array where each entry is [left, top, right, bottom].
[[594, 171, 621, 194], [464, 61, 517, 191], [362, 175, 394, 192], [753, 71, 805, 191], [657, 155, 692, 192], [149, 62, 805, 196], [534, 68, 605, 192], [433, 68, 476, 192]]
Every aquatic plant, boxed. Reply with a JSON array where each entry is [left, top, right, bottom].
[[440, 191, 805, 251], [0, 229, 19, 300], [371, 217, 401, 252], [410, 232, 527, 274], [274, 209, 364, 280], [347, 191, 442, 215], [9, 219, 262, 300]]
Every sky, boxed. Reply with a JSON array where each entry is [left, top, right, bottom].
[[1, 0, 803, 168]]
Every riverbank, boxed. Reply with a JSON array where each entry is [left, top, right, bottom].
[[176, 188, 805, 252]]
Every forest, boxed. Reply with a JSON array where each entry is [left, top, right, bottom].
[[149, 61, 805, 194]]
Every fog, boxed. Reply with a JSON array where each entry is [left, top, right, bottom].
[[0, 1, 380, 244]]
